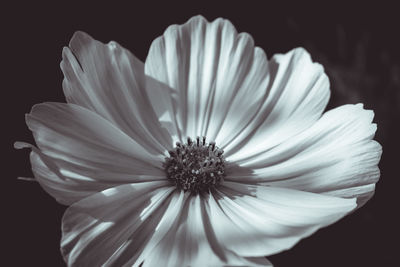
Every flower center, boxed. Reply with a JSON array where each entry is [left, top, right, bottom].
[[164, 136, 226, 194]]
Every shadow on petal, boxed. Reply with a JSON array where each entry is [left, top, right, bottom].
[[61, 182, 175, 266]]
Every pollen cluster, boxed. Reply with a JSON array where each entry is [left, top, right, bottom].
[[164, 137, 226, 194]]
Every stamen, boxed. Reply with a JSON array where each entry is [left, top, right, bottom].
[[163, 136, 226, 194], [209, 141, 216, 151], [187, 137, 193, 146]]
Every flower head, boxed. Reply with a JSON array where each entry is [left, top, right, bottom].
[[16, 15, 381, 266]]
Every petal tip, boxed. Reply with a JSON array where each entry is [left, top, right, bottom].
[[70, 30, 93, 45], [68, 31, 97, 57], [188, 14, 208, 24]]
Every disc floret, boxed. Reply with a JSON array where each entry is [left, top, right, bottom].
[[164, 136, 226, 194]]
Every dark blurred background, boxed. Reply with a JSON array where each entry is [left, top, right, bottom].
[[6, 2, 399, 266]]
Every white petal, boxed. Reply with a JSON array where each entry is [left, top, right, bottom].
[[323, 184, 376, 208], [61, 31, 173, 154], [207, 182, 356, 257], [142, 193, 272, 267], [145, 15, 272, 147], [24, 102, 166, 204], [61, 181, 175, 267], [227, 104, 381, 206], [226, 47, 330, 160], [132, 190, 187, 267]]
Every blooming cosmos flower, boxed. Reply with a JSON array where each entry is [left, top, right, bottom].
[[16, 15, 381, 266]]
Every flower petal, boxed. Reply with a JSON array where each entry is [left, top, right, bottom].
[[61, 181, 175, 266], [207, 181, 356, 257], [61, 31, 173, 154], [142, 193, 273, 267], [24, 102, 166, 204], [226, 104, 381, 206], [145, 15, 273, 147], [225, 47, 330, 160]]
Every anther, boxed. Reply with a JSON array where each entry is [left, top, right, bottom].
[[209, 141, 216, 151], [187, 137, 193, 146]]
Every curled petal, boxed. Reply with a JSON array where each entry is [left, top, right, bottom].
[[61, 31, 173, 154]]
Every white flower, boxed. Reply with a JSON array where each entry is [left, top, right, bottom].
[[16, 15, 381, 267]]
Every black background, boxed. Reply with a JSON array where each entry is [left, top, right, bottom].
[[6, 2, 399, 266]]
